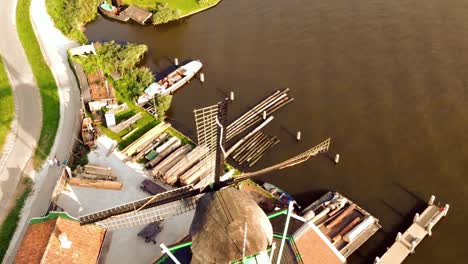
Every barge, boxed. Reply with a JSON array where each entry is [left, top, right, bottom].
[[137, 60, 203, 105], [98, 2, 130, 22]]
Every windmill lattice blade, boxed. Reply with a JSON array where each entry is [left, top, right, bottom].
[[234, 138, 331, 181], [193, 104, 219, 187], [96, 196, 199, 230], [79, 185, 195, 225]]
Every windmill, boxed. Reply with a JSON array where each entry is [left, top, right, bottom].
[[78, 98, 331, 234]]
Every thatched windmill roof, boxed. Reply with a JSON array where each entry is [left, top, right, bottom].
[[189, 187, 273, 263]]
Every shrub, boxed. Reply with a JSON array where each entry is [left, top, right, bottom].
[[155, 94, 172, 119]]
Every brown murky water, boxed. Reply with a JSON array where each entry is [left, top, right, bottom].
[[85, 0, 468, 262]]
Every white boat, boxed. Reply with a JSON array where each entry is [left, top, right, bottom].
[[137, 60, 202, 105]]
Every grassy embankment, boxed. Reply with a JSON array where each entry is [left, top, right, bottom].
[[0, 178, 32, 262], [46, 0, 100, 43], [0, 58, 14, 152], [124, 0, 221, 24], [17, 0, 60, 168]]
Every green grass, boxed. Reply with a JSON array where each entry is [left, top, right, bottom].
[[17, 0, 60, 168], [0, 178, 32, 262], [124, 0, 219, 16], [0, 58, 14, 152]]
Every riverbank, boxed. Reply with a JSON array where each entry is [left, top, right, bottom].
[[17, 0, 60, 168], [0, 58, 13, 152]]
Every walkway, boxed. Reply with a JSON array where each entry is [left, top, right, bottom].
[[2, 0, 81, 262], [375, 196, 449, 264], [0, 0, 42, 222]]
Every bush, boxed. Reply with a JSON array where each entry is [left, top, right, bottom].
[[114, 67, 154, 100], [46, 0, 100, 43], [155, 94, 172, 119], [150, 3, 181, 25]]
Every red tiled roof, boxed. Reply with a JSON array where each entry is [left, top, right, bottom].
[[15, 216, 106, 264], [294, 224, 345, 264]]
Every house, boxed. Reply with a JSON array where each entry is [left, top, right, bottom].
[[15, 212, 106, 264]]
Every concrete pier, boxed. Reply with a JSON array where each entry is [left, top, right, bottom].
[[375, 195, 449, 264]]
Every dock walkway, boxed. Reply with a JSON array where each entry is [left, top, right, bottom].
[[375, 195, 449, 264]]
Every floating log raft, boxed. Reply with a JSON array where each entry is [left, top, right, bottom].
[[121, 122, 170, 156], [226, 88, 293, 141], [68, 178, 123, 190], [110, 113, 142, 133], [145, 137, 182, 168], [152, 145, 192, 180], [231, 131, 280, 167]]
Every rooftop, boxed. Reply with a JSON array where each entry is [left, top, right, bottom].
[[15, 212, 106, 264]]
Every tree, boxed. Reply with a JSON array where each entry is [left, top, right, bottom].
[[150, 3, 180, 25], [155, 94, 172, 120]]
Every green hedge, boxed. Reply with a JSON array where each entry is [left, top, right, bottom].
[[0, 178, 32, 262], [17, 0, 60, 168], [0, 58, 14, 152]]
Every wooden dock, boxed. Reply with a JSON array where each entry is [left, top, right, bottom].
[[121, 5, 152, 25], [375, 195, 449, 264]]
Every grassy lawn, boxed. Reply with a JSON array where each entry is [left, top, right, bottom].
[[17, 0, 60, 168], [0, 178, 32, 262], [124, 0, 218, 16], [0, 58, 14, 152]]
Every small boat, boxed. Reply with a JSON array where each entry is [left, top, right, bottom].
[[98, 2, 130, 22], [137, 60, 203, 105], [263, 182, 298, 207], [81, 118, 97, 147]]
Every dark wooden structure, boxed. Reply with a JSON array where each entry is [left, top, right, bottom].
[[137, 222, 162, 244], [140, 179, 166, 195]]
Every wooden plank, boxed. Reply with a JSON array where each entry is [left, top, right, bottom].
[[122, 122, 170, 156], [110, 113, 142, 133], [68, 178, 123, 190], [84, 164, 112, 176]]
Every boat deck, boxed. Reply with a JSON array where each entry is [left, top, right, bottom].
[[375, 197, 449, 264]]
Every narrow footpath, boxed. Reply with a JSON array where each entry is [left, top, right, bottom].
[[2, 0, 81, 262], [0, 0, 42, 222]]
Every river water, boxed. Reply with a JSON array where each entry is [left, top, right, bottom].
[[85, 0, 468, 262]]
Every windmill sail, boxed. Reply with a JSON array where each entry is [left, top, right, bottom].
[[79, 185, 197, 225], [96, 196, 199, 229]]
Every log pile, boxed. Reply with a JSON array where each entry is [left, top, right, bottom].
[[179, 154, 215, 186], [121, 122, 171, 156], [163, 146, 209, 185], [231, 132, 280, 167], [152, 145, 193, 182], [74, 164, 117, 181], [132, 133, 169, 162], [145, 137, 182, 168], [226, 88, 293, 141]]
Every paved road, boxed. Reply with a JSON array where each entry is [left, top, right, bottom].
[[0, 0, 42, 222], [2, 0, 81, 262]]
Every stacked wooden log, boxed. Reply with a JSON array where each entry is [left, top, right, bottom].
[[179, 154, 214, 186], [121, 122, 171, 156], [132, 133, 169, 162], [74, 164, 117, 181], [163, 146, 209, 185], [226, 88, 293, 141], [231, 132, 280, 167], [145, 137, 182, 168], [152, 145, 193, 182]]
